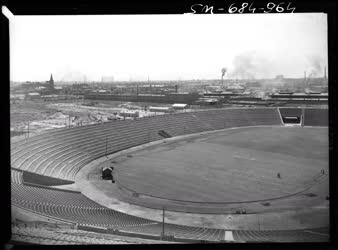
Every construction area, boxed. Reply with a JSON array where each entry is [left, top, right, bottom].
[[10, 99, 185, 138]]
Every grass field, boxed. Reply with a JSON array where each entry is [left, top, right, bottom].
[[115, 126, 328, 206]]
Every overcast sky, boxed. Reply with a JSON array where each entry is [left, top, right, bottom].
[[9, 13, 327, 82]]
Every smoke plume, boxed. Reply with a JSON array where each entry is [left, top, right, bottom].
[[307, 55, 324, 78], [60, 71, 89, 82], [228, 51, 271, 79]]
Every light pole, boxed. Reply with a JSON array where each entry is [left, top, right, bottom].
[[105, 137, 108, 157], [27, 121, 30, 139], [162, 207, 165, 238]]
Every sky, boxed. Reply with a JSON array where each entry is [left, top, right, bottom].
[[8, 13, 328, 82]]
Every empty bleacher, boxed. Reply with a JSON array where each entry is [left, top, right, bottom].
[[11, 182, 328, 242], [11, 221, 159, 244], [12, 183, 158, 229], [10, 108, 328, 243], [22, 171, 74, 186], [11, 169, 23, 184], [10, 108, 282, 181], [304, 108, 328, 126], [232, 228, 329, 242]]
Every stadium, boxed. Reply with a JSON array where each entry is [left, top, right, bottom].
[[10, 107, 329, 244]]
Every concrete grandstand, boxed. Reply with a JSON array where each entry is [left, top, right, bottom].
[[10, 107, 329, 243]]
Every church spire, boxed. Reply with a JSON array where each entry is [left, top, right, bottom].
[[49, 73, 54, 88]]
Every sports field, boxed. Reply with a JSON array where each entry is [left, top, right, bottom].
[[114, 126, 328, 206]]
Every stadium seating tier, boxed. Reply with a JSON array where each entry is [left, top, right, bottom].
[[11, 108, 328, 243]]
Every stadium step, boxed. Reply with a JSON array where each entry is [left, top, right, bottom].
[[224, 231, 234, 241], [158, 130, 172, 138]]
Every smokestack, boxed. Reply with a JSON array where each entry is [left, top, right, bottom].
[[324, 67, 327, 80], [304, 71, 306, 80]]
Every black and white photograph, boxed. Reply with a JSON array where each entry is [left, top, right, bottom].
[[3, 2, 333, 245]]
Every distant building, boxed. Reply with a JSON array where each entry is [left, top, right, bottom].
[[149, 106, 173, 113], [196, 98, 219, 105], [48, 74, 54, 88], [172, 103, 188, 110], [17, 74, 56, 95], [119, 110, 139, 118], [26, 92, 40, 100], [101, 76, 114, 83], [245, 81, 262, 88], [269, 92, 328, 104]]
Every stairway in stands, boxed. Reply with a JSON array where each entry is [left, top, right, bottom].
[[158, 130, 172, 138]]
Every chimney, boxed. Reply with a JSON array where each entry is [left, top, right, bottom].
[[304, 71, 306, 80], [324, 67, 327, 80]]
